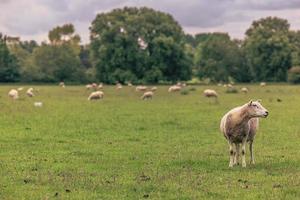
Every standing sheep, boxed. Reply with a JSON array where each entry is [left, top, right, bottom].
[[136, 85, 147, 92], [116, 83, 122, 89], [241, 87, 249, 94], [260, 82, 266, 87], [8, 89, 19, 100], [168, 85, 181, 92], [150, 87, 157, 91], [220, 100, 269, 167], [26, 88, 34, 97], [203, 89, 218, 103], [88, 91, 104, 100], [59, 82, 65, 88], [141, 91, 154, 100]]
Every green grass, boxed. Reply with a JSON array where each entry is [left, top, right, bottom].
[[0, 84, 299, 199]]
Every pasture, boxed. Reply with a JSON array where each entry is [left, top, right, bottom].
[[0, 84, 299, 199]]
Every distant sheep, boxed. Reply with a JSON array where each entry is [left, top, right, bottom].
[[98, 83, 103, 89], [127, 82, 133, 87], [150, 87, 157, 91], [59, 82, 65, 88], [141, 91, 154, 100], [168, 85, 181, 92], [136, 85, 147, 92], [260, 82, 266, 87], [34, 102, 43, 107], [17, 87, 24, 91], [116, 83, 122, 89], [26, 88, 34, 97], [88, 91, 104, 100], [8, 89, 19, 100], [220, 100, 269, 167], [241, 87, 249, 94], [86, 84, 93, 90], [203, 89, 218, 98]]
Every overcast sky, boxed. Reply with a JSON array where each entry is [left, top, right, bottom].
[[1, 0, 300, 43]]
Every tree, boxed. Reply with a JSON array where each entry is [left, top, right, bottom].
[[32, 24, 83, 82], [195, 33, 249, 82], [90, 7, 192, 83], [244, 17, 292, 81], [0, 34, 20, 82], [289, 31, 300, 66]]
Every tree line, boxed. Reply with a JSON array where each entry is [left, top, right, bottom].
[[1, 7, 300, 84]]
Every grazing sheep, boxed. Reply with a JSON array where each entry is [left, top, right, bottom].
[[141, 91, 154, 100], [168, 85, 181, 92], [88, 91, 104, 100], [136, 85, 147, 92], [26, 88, 34, 97], [34, 102, 43, 107], [92, 83, 98, 89], [260, 82, 266, 87], [17, 87, 24, 91], [98, 83, 103, 89], [116, 83, 122, 89], [127, 82, 133, 87], [150, 87, 157, 91], [59, 82, 65, 88], [241, 87, 249, 94], [8, 89, 19, 100], [217, 83, 222, 87], [220, 100, 269, 168], [203, 89, 218, 98], [86, 84, 93, 90]]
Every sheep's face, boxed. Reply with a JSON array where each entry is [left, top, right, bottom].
[[248, 100, 269, 118]]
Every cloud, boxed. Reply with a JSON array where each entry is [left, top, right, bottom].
[[1, 0, 300, 43]]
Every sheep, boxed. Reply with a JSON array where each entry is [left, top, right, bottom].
[[59, 82, 65, 88], [17, 87, 24, 91], [241, 87, 249, 94], [141, 91, 154, 100], [127, 82, 133, 87], [168, 85, 181, 92], [34, 102, 43, 107], [98, 83, 103, 89], [136, 85, 147, 92], [203, 89, 218, 98], [203, 89, 218, 103], [116, 83, 122, 89], [26, 88, 34, 97], [260, 82, 266, 87], [88, 91, 104, 100], [8, 89, 19, 100], [150, 87, 157, 92], [91, 83, 98, 89], [220, 100, 269, 168], [86, 84, 93, 90]]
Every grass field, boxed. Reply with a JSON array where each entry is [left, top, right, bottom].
[[0, 84, 299, 199]]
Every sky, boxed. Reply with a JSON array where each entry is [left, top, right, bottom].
[[1, 0, 300, 43]]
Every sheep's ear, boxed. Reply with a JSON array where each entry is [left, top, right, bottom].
[[248, 100, 253, 106]]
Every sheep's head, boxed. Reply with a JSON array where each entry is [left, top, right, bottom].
[[247, 100, 269, 118]]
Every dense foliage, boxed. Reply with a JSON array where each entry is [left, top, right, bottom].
[[1, 8, 300, 83], [90, 7, 192, 84]]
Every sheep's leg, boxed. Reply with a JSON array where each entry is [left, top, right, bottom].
[[249, 141, 255, 165], [234, 143, 240, 165], [241, 139, 247, 167], [228, 141, 235, 168]]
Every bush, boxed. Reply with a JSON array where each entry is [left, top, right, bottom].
[[288, 66, 300, 84], [180, 89, 190, 95], [189, 87, 196, 91], [225, 87, 238, 93]]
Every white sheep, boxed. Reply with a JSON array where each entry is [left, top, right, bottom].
[[127, 82, 133, 87], [86, 84, 93, 90], [88, 91, 104, 100], [150, 87, 157, 91], [116, 83, 122, 89], [98, 83, 103, 89], [136, 85, 147, 92], [34, 102, 43, 107], [141, 91, 154, 100], [203, 89, 218, 98], [220, 100, 269, 167], [17, 87, 24, 91], [168, 85, 181, 92], [241, 87, 249, 94], [26, 88, 34, 97], [8, 89, 19, 100], [260, 82, 266, 87], [59, 82, 65, 88]]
